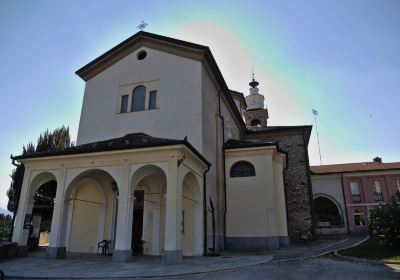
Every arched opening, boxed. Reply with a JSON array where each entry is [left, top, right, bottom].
[[26, 172, 57, 251], [130, 165, 167, 256], [65, 169, 118, 254], [181, 172, 201, 256], [313, 196, 343, 227], [353, 209, 366, 227], [251, 119, 261, 126]]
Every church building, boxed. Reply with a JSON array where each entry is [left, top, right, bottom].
[[11, 31, 313, 264]]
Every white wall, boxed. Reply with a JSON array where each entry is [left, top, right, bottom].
[[77, 47, 203, 151], [311, 174, 348, 234]]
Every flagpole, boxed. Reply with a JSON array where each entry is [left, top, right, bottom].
[[313, 109, 322, 165]]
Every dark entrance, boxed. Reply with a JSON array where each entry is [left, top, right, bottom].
[[131, 190, 144, 255]]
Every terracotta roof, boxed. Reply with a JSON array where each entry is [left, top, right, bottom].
[[310, 161, 400, 174], [12, 133, 210, 166]]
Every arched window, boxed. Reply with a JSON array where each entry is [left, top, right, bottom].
[[230, 161, 255, 177], [131, 85, 146, 112], [353, 209, 365, 227]]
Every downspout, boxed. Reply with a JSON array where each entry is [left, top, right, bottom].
[[217, 93, 227, 248], [203, 164, 211, 256], [302, 129, 315, 237], [340, 173, 350, 233], [10, 155, 25, 241]]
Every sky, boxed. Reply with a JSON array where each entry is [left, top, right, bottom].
[[0, 0, 399, 211]]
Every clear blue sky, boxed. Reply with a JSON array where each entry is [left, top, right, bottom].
[[1, 0, 399, 210]]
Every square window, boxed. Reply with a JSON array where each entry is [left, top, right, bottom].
[[149, 90, 157, 110], [120, 95, 128, 113]]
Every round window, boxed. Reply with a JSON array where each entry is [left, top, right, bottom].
[[137, 50, 147, 60]]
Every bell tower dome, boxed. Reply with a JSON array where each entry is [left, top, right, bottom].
[[243, 74, 269, 127]]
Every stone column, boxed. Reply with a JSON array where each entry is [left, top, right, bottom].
[[12, 170, 31, 256], [142, 198, 148, 253], [113, 164, 134, 262], [47, 168, 67, 259], [151, 203, 160, 255], [163, 158, 182, 264]]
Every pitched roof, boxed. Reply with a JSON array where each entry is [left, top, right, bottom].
[[75, 31, 244, 129], [13, 133, 210, 166], [310, 161, 400, 174], [245, 125, 313, 145]]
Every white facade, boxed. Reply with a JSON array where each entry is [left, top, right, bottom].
[[12, 31, 291, 263]]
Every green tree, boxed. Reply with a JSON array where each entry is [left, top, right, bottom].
[[0, 214, 12, 239], [369, 194, 400, 248], [6, 126, 74, 214]]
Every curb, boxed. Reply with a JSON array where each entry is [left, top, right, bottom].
[[333, 235, 400, 265]]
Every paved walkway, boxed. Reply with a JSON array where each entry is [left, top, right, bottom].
[[0, 235, 366, 279]]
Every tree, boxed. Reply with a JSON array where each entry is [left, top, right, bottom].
[[6, 126, 74, 215], [0, 214, 12, 239], [369, 194, 400, 248]]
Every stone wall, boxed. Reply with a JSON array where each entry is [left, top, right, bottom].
[[244, 128, 314, 241]]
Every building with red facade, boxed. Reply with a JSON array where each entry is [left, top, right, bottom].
[[311, 157, 400, 233]]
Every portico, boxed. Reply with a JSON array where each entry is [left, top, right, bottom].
[[12, 133, 209, 264]]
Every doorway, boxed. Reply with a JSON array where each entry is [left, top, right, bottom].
[[132, 190, 144, 255]]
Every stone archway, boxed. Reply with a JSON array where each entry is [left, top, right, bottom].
[[181, 171, 202, 256], [313, 194, 344, 227], [130, 164, 167, 256], [64, 169, 118, 253]]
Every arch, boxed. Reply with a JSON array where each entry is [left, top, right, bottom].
[[182, 171, 202, 256], [131, 85, 146, 112], [130, 164, 167, 194], [28, 171, 57, 203], [64, 168, 118, 200], [230, 161, 256, 177], [313, 195, 343, 227], [130, 164, 168, 255], [64, 169, 117, 253], [251, 119, 261, 126], [24, 171, 58, 249]]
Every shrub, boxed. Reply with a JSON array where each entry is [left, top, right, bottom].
[[369, 194, 400, 248]]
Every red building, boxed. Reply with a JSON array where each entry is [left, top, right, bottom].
[[311, 157, 400, 232]]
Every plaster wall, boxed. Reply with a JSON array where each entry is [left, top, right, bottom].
[[77, 47, 203, 152], [201, 66, 241, 249], [225, 148, 288, 238], [311, 174, 348, 234]]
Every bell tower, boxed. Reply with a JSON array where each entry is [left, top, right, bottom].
[[243, 74, 269, 127]]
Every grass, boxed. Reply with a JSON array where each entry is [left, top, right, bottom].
[[339, 235, 400, 261]]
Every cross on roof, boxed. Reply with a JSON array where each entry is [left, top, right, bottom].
[[137, 20, 148, 31]]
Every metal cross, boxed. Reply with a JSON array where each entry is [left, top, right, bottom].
[[137, 20, 148, 31]]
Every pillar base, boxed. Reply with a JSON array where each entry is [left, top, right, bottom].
[[46, 247, 66, 259], [163, 250, 182, 264], [17, 245, 28, 257], [112, 250, 133, 262]]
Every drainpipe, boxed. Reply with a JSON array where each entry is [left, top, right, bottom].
[[203, 164, 210, 256], [340, 173, 350, 233], [217, 93, 227, 248], [9, 155, 25, 242]]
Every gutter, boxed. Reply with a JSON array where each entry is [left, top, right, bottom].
[[340, 173, 350, 233], [203, 164, 211, 256], [218, 93, 227, 248]]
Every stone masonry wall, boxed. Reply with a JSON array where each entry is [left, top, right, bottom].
[[244, 130, 314, 241]]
